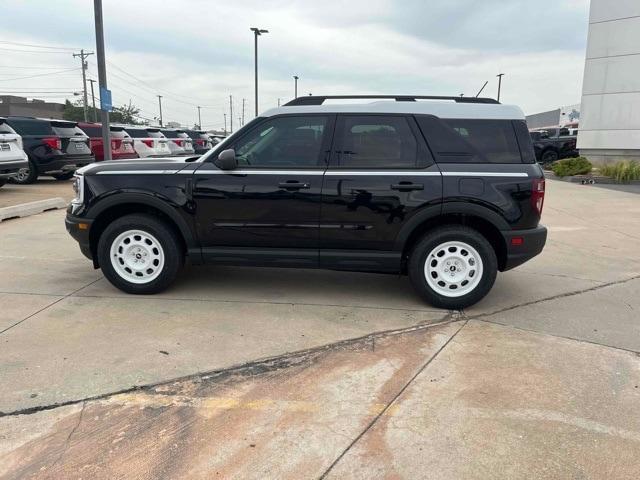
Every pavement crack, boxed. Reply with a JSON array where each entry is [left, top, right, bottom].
[[317, 319, 468, 480], [49, 400, 86, 470], [0, 277, 104, 336], [0, 317, 459, 418]]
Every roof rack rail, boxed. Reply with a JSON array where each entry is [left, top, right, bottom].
[[283, 95, 500, 106]]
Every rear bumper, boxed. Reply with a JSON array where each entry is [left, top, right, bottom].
[[0, 158, 29, 178], [39, 155, 94, 175], [65, 212, 94, 261], [501, 225, 547, 271]]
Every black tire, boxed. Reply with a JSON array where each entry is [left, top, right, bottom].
[[541, 150, 559, 164], [0, 179, 6, 188], [12, 159, 38, 184], [52, 172, 74, 181], [97, 214, 184, 294], [408, 226, 498, 310]]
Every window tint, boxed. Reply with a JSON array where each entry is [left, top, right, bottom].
[[513, 121, 536, 164], [6, 119, 53, 136], [234, 115, 328, 168], [417, 116, 521, 164], [52, 125, 86, 137], [80, 126, 102, 137], [161, 130, 179, 138], [335, 115, 418, 168], [126, 128, 149, 138]]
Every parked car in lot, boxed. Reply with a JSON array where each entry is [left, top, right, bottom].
[[160, 128, 195, 156], [123, 126, 172, 158], [208, 134, 226, 146], [184, 129, 213, 154], [530, 127, 578, 164], [0, 117, 29, 188], [6, 117, 94, 183], [66, 95, 547, 309], [78, 123, 138, 161]]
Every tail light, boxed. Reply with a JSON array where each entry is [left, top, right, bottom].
[[141, 139, 154, 148], [43, 137, 62, 150], [89, 138, 102, 149], [111, 139, 122, 150], [195, 139, 206, 146], [173, 139, 184, 146], [531, 178, 545, 216]]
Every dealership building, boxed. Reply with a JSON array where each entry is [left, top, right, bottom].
[[578, 0, 640, 163]]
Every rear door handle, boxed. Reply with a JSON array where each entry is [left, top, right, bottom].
[[390, 182, 424, 191], [278, 181, 310, 190]]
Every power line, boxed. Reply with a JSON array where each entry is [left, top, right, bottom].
[[0, 68, 80, 82], [0, 65, 75, 70], [0, 47, 72, 55], [0, 40, 75, 51]]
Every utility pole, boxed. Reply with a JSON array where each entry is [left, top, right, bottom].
[[229, 95, 233, 133], [241, 98, 245, 126], [293, 75, 299, 98], [496, 73, 505, 102], [250, 27, 268, 117], [93, 0, 110, 160], [197, 106, 201, 129], [157, 95, 163, 127], [223, 113, 227, 136], [88, 79, 98, 122], [277, 98, 281, 107], [73, 49, 94, 122]]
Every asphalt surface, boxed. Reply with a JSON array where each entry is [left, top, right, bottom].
[[0, 178, 639, 479]]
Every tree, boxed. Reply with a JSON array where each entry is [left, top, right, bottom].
[[62, 98, 144, 125]]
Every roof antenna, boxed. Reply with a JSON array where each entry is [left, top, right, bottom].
[[475, 80, 488, 98]]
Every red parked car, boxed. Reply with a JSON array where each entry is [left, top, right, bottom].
[[77, 123, 138, 161]]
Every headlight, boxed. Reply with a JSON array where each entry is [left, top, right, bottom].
[[71, 174, 84, 212]]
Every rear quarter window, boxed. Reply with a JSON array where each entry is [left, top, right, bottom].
[[417, 116, 522, 164], [6, 119, 53, 136]]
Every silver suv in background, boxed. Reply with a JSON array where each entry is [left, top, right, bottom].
[[0, 117, 29, 188], [160, 128, 195, 156], [124, 126, 172, 158]]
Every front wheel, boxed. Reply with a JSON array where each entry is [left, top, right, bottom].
[[408, 226, 497, 309], [97, 214, 183, 294]]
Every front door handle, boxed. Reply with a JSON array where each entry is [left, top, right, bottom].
[[390, 182, 424, 191], [278, 181, 310, 190]]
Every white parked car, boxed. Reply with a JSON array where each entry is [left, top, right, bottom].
[[160, 128, 195, 156], [0, 117, 29, 188], [123, 126, 172, 158]]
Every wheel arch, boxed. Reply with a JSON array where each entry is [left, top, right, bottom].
[[87, 193, 197, 267], [396, 203, 508, 272]]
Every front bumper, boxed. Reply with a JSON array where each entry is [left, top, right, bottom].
[[0, 158, 29, 178], [65, 212, 94, 261], [501, 225, 547, 271], [40, 155, 94, 175]]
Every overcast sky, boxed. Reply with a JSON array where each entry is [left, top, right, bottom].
[[0, 0, 590, 130]]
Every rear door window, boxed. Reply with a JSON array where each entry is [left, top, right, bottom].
[[417, 116, 522, 164], [334, 115, 420, 168], [6, 119, 53, 136]]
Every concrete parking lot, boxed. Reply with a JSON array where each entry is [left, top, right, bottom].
[[1, 179, 639, 479]]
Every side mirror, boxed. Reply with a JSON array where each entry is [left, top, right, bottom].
[[215, 148, 237, 170]]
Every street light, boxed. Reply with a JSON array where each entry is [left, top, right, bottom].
[[250, 27, 268, 117], [293, 75, 299, 98]]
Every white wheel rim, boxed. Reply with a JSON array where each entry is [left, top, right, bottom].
[[424, 241, 483, 298], [109, 229, 165, 284]]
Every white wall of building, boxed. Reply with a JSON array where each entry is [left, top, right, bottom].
[[578, 0, 640, 162]]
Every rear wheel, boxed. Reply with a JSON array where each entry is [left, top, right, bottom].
[[97, 214, 183, 294], [12, 159, 38, 184], [541, 150, 558, 164], [408, 226, 497, 309], [52, 172, 74, 181]]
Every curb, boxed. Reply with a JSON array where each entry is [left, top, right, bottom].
[[0, 197, 67, 222]]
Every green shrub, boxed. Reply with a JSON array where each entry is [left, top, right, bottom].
[[551, 156, 593, 177], [598, 160, 640, 182]]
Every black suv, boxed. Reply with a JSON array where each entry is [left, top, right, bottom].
[[5, 117, 94, 183], [66, 95, 547, 309]]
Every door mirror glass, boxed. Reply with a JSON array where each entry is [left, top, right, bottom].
[[215, 148, 237, 170]]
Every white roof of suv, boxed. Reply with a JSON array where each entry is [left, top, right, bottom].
[[261, 95, 524, 121]]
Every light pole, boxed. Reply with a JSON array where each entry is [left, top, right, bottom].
[[157, 95, 163, 127], [250, 27, 268, 117], [223, 113, 227, 135], [293, 75, 299, 98], [496, 73, 505, 102], [88, 79, 98, 122], [93, 0, 111, 160], [197, 106, 201, 129]]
